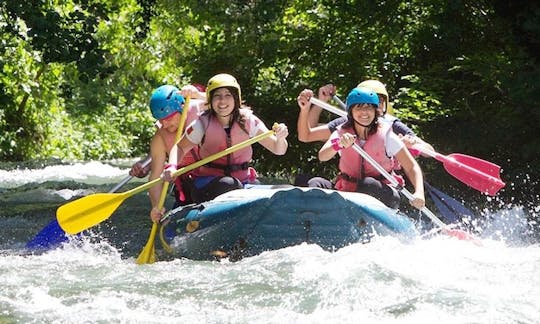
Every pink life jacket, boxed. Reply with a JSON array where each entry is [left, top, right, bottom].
[[191, 108, 254, 183], [335, 124, 403, 192]]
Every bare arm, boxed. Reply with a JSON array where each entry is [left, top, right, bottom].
[[258, 123, 289, 155], [318, 132, 356, 161], [148, 134, 167, 211], [296, 89, 332, 142], [180, 84, 206, 100], [400, 134, 435, 157], [129, 154, 152, 178], [307, 84, 335, 128], [394, 147, 425, 209], [318, 138, 338, 161], [162, 134, 197, 182]]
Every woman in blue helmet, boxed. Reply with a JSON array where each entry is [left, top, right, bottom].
[[318, 87, 425, 210]]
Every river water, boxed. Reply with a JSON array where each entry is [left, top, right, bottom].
[[1, 161, 539, 323]]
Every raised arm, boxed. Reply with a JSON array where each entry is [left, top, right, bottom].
[[305, 84, 336, 125], [296, 89, 332, 142]]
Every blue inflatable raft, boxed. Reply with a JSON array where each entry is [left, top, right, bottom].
[[159, 186, 418, 261]]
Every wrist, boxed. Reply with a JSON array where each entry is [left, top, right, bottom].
[[331, 138, 344, 151], [164, 163, 177, 170]]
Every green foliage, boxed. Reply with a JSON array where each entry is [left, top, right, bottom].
[[0, 0, 539, 200]]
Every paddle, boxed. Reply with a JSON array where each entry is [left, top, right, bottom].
[[56, 128, 276, 235], [424, 181, 476, 224], [136, 96, 191, 264], [413, 147, 505, 196], [310, 97, 479, 242], [25, 157, 152, 250], [329, 94, 481, 223], [312, 97, 505, 195], [350, 142, 479, 241]]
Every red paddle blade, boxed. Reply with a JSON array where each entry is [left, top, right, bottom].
[[442, 228, 483, 246], [441, 153, 505, 196]]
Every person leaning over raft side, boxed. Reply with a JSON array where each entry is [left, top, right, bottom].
[[156, 73, 289, 223], [318, 87, 425, 210], [129, 84, 207, 178], [145, 84, 206, 223]]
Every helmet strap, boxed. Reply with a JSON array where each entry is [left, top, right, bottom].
[[160, 111, 179, 121]]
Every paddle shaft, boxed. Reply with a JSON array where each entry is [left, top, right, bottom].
[[121, 129, 275, 198], [333, 95, 346, 109], [108, 157, 152, 193], [350, 143, 445, 227], [57, 128, 277, 235], [313, 97, 504, 194]]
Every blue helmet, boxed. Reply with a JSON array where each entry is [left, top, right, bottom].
[[346, 87, 379, 112], [149, 85, 185, 119]]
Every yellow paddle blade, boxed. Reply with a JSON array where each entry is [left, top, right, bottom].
[[57, 193, 127, 235], [136, 223, 158, 264], [136, 183, 169, 264]]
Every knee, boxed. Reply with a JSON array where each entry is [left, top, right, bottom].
[[356, 177, 383, 192], [218, 176, 243, 189], [307, 177, 333, 189]]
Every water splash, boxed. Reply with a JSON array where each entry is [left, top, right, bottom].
[[2, 236, 539, 323], [0, 161, 137, 189]]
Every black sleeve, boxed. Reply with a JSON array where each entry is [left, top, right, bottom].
[[327, 116, 347, 133], [392, 120, 415, 136]]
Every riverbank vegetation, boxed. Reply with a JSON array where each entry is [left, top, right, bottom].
[[1, 1, 538, 200]]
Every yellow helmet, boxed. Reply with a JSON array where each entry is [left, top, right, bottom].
[[357, 79, 393, 115], [206, 73, 242, 103]]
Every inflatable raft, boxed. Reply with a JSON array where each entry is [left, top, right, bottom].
[[158, 186, 418, 261]]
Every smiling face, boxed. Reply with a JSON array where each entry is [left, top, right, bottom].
[[211, 87, 236, 118], [351, 103, 377, 127]]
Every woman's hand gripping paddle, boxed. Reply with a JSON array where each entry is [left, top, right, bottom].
[[56, 129, 276, 235], [311, 97, 481, 243], [136, 96, 191, 265]]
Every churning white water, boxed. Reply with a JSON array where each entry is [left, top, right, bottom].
[[1, 162, 539, 323]]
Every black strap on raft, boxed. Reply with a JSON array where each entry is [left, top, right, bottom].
[[205, 161, 250, 176], [339, 172, 386, 184]]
